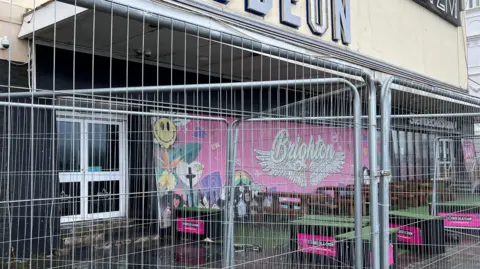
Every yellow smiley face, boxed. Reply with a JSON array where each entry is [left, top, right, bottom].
[[154, 118, 177, 149]]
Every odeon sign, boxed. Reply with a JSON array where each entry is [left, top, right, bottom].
[[202, 0, 352, 45]]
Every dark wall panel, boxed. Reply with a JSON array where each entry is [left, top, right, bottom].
[[0, 104, 59, 259]]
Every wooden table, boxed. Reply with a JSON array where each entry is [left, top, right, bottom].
[[307, 193, 339, 215], [316, 185, 367, 216], [345, 185, 370, 216]]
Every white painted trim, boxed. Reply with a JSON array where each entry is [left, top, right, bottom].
[[18, 1, 88, 38], [56, 110, 127, 121], [103, 0, 243, 36], [18, 0, 242, 39], [57, 115, 128, 223]]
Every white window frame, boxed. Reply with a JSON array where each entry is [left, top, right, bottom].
[[57, 111, 128, 223], [467, 0, 480, 9]]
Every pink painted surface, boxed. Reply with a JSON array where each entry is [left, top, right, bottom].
[[389, 223, 423, 245], [176, 218, 205, 235], [173, 119, 229, 186], [461, 139, 476, 171], [235, 121, 379, 193], [389, 244, 394, 265], [154, 118, 229, 208], [369, 243, 394, 266], [297, 234, 336, 256], [439, 213, 480, 228], [153, 117, 379, 212]]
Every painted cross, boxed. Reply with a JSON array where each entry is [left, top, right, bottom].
[[186, 167, 196, 207]]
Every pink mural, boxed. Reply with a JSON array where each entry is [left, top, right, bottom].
[[235, 121, 380, 194], [152, 116, 228, 211], [152, 116, 380, 221]]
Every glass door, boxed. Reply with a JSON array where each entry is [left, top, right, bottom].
[[58, 120, 83, 222], [437, 138, 455, 181], [58, 116, 126, 223]]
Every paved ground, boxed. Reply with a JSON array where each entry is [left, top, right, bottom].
[[396, 231, 480, 269], [8, 229, 480, 269]]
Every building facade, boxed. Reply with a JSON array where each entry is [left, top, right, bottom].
[[0, 0, 479, 263], [467, 0, 480, 96]]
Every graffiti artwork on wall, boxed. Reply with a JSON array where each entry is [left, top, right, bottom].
[[152, 116, 228, 228], [152, 116, 380, 227], [233, 170, 263, 220], [235, 121, 379, 194]]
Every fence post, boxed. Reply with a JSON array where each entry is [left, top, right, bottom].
[[431, 138, 440, 216], [351, 82, 363, 269], [223, 122, 239, 268], [380, 76, 394, 269], [368, 79, 380, 269]]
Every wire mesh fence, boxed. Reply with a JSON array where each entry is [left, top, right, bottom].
[[384, 80, 480, 269], [1, 0, 480, 269]]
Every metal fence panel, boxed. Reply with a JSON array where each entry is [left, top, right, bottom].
[[0, 1, 369, 269], [5, 1, 480, 269], [379, 79, 480, 269]]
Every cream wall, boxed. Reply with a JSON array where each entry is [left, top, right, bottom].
[[194, 0, 468, 89], [0, 0, 49, 62], [0, 0, 50, 9]]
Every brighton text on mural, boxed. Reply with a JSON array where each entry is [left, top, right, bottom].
[[255, 128, 345, 187], [270, 129, 336, 163]]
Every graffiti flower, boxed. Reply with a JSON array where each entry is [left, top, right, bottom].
[[158, 170, 177, 191], [155, 146, 182, 172]]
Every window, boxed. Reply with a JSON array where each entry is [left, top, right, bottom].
[[390, 130, 456, 181], [467, 0, 480, 9], [57, 115, 127, 223]]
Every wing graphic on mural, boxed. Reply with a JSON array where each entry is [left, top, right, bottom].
[[309, 152, 345, 186], [254, 149, 307, 187]]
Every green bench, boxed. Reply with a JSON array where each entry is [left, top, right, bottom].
[[298, 214, 370, 225]]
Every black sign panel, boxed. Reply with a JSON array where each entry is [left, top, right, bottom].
[[412, 0, 462, 27]]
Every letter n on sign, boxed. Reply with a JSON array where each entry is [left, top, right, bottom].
[[332, 0, 351, 45]]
